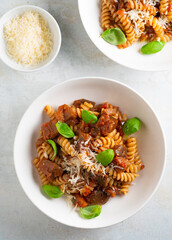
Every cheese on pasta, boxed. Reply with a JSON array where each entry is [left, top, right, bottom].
[[159, 16, 169, 28], [3, 11, 53, 66], [126, 10, 149, 35]]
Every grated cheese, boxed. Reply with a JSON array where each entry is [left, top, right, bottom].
[[126, 10, 149, 35], [139, 0, 160, 6], [159, 16, 169, 28], [3, 11, 53, 66], [62, 155, 83, 186], [78, 144, 106, 175]]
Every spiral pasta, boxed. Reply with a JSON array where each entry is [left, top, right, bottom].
[[126, 137, 137, 163], [101, 0, 113, 30], [44, 104, 55, 120], [126, 163, 139, 173], [134, 149, 143, 169], [33, 100, 144, 211], [100, 0, 172, 48], [160, 0, 172, 22], [159, 0, 169, 15], [74, 106, 99, 119], [92, 135, 123, 152], [147, 15, 164, 37], [124, 0, 157, 15], [56, 136, 76, 157], [105, 176, 117, 187], [36, 141, 60, 162], [116, 172, 139, 182], [113, 9, 137, 44], [69, 124, 78, 133], [52, 173, 69, 185], [36, 144, 46, 161], [42, 142, 60, 162], [119, 182, 131, 195], [33, 158, 50, 185], [105, 166, 139, 181]]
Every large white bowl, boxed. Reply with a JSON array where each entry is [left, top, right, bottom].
[[0, 5, 61, 71], [14, 77, 166, 228], [78, 0, 172, 71]]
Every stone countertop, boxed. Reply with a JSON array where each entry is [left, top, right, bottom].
[[0, 0, 172, 239]]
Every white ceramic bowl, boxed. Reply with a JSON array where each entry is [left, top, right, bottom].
[[14, 77, 166, 228], [78, 0, 172, 71], [0, 5, 61, 71]]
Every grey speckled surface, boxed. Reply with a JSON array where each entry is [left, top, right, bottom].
[[0, 0, 172, 239]]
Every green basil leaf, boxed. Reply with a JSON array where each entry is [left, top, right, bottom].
[[46, 140, 57, 160], [123, 117, 141, 136], [80, 205, 102, 219], [42, 185, 63, 198], [82, 110, 98, 124], [96, 149, 115, 166], [101, 28, 126, 45], [141, 41, 165, 54], [56, 121, 75, 138]]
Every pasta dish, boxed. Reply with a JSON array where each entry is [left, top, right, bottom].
[[101, 0, 172, 49], [33, 99, 144, 218]]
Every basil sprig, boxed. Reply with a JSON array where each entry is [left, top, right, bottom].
[[96, 149, 115, 166], [46, 140, 57, 160], [141, 41, 165, 54], [56, 121, 75, 138], [43, 185, 63, 198], [101, 28, 127, 45], [80, 205, 102, 219], [123, 117, 141, 136], [82, 110, 98, 124]]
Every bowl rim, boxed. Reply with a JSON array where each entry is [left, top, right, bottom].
[[13, 76, 166, 228], [0, 5, 62, 72], [78, 0, 172, 72]]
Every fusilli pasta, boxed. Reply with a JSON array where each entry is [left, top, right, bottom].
[[44, 104, 55, 120], [56, 136, 76, 157], [100, 0, 172, 49], [33, 158, 50, 185], [33, 99, 144, 212]]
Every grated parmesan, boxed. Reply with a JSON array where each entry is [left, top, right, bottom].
[[60, 139, 106, 193], [143, 0, 160, 6], [3, 11, 53, 66], [159, 16, 169, 28], [126, 10, 149, 35]]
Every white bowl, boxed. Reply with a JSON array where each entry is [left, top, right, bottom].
[[78, 0, 172, 71], [14, 77, 166, 228], [0, 5, 61, 71]]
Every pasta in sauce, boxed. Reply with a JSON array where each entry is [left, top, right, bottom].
[[33, 99, 144, 210], [101, 0, 172, 49]]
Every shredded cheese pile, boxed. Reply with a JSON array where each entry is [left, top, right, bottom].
[[4, 11, 53, 66], [60, 139, 106, 192]]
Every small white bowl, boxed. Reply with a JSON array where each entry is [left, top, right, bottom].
[[0, 5, 61, 71], [78, 0, 172, 71], [14, 77, 166, 228]]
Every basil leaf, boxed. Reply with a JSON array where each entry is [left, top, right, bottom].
[[56, 121, 75, 138], [46, 140, 57, 160], [101, 28, 126, 45], [80, 205, 102, 219], [96, 149, 115, 166], [123, 117, 141, 136], [141, 41, 165, 54], [82, 110, 98, 124], [42, 185, 63, 198]]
